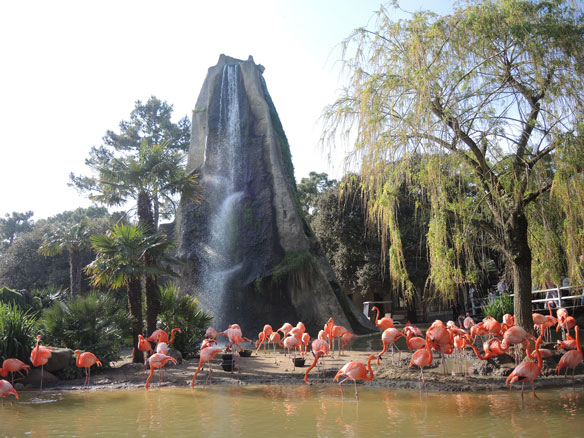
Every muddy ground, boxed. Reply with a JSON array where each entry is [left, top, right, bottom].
[[17, 343, 583, 393]]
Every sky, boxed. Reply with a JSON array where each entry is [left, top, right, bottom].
[[0, 0, 452, 221]]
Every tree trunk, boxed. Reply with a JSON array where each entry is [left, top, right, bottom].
[[137, 190, 160, 338], [69, 249, 82, 297], [145, 269, 160, 336], [506, 212, 534, 332], [127, 278, 144, 364]]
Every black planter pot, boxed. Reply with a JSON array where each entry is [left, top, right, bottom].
[[293, 357, 306, 367], [222, 354, 233, 361], [239, 350, 252, 357], [220, 360, 236, 371]]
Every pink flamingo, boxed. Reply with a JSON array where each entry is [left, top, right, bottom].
[[304, 339, 329, 384], [30, 335, 53, 391], [137, 334, 153, 370], [556, 325, 583, 385], [191, 346, 223, 386], [147, 328, 182, 346], [145, 353, 177, 389], [74, 350, 102, 387], [341, 332, 356, 355], [333, 353, 376, 401], [0, 358, 30, 384], [409, 334, 434, 391], [0, 380, 18, 400], [376, 328, 405, 364], [505, 336, 544, 402], [371, 306, 394, 330]]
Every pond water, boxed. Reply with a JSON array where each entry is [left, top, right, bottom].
[[1, 386, 582, 437]]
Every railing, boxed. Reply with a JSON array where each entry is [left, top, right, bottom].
[[471, 284, 584, 316], [525, 285, 583, 311]]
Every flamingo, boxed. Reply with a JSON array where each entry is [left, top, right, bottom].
[[505, 336, 544, 402], [191, 346, 223, 386], [371, 306, 394, 330], [74, 350, 102, 387], [201, 338, 217, 350], [376, 328, 405, 364], [255, 332, 266, 354], [137, 334, 153, 369], [30, 335, 53, 391], [277, 322, 293, 339], [341, 332, 356, 355], [156, 342, 169, 356], [147, 328, 182, 346], [556, 325, 583, 385], [409, 334, 434, 391], [333, 353, 376, 401], [205, 327, 218, 340], [482, 316, 502, 338], [0, 380, 18, 400], [145, 353, 177, 389], [301, 332, 311, 357], [330, 325, 349, 356], [304, 339, 329, 384], [0, 358, 30, 384], [501, 313, 515, 332], [556, 335, 578, 351], [268, 332, 284, 351], [405, 331, 426, 351], [296, 321, 306, 334], [469, 337, 506, 360], [283, 335, 302, 369], [427, 320, 453, 373], [255, 325, 273, 354], [403, 321, 423, 337]]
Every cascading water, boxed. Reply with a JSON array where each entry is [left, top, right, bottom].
[[199, 64, 244, 328]]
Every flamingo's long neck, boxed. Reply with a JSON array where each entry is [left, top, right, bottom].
[[470, 343, 487, 360], [534, 337, 543, 373], [145, 367, 155, 388], [365, 354, 375, 381], [576, 326, 581, 354], [304, 352, 323, 383], [374, 307, 381, 328]]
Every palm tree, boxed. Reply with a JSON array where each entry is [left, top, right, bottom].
[[85, 223, 176, 363], [71, 140, 202, 335], [38, 220, 92, 296]]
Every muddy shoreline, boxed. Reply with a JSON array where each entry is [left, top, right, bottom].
[[19, 348, 582, 394]]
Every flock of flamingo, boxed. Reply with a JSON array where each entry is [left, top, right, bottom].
[[0, 303, 582, 402]]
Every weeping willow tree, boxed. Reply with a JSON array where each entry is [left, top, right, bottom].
[[323, 0, 584, 330]]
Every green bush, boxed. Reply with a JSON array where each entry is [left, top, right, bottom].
[[157, 282, 213, 358], [31, 286, 68, 310], [0, 286, 28, 309], [482, 294, 514, 322], [0, 301, 37, 362], [39, 291, 131, 370]]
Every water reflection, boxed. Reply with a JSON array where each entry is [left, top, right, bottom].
[[1, 387, 583, 437]]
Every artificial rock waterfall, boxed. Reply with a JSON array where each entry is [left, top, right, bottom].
[[175, 55, 374, 335]]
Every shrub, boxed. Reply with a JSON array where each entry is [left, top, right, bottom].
[[39, 291, 131, 370], [0, 286, 28, 309], [31, 286, 68, 310], [157, 282, 213, 358], [482, 294, 514, 322], [0, 301, 37, 362]]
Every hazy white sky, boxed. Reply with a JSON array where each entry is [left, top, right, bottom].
[[0, 0, 450, 221]]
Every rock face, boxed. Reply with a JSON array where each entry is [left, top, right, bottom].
[[176, 55, 374, 335]]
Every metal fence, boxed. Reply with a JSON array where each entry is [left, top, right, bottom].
[[471, 284, 584, 317]]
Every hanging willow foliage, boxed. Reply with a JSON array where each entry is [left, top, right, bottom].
[[323, 0, 584, 329]]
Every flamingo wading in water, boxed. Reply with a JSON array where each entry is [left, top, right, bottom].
[[333, 353, 376, 401]]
